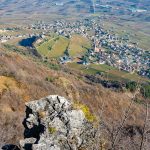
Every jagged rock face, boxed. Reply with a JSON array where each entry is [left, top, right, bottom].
[[20, 95, 95, 150]]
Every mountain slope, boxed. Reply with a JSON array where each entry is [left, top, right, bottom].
[[0, 47, 148, 149]]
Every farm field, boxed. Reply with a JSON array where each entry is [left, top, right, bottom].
[[36, 36, 69, 58], [67, 62, 150, 82], [36, 34, 92, 58], [69, 34, 92, 57]]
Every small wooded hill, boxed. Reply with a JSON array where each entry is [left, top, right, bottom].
[[0, 42, 149, 149]]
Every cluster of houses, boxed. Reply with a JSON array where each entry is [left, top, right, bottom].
[[92, 23, 150, 77], [30, 19, 149, 78], [0, 34, 28, 43], [0, 28, 40, 44]]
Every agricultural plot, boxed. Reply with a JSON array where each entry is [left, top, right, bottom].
[[50, 37, 69, 58], [36, 37, 57, 56], [36, 36, 69, 58], [36, 34, 92, 58], [69, 35, 92, 57]]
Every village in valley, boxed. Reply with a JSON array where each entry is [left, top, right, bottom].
[[0, 19, 150, 79], [30, 19, 150, 79]]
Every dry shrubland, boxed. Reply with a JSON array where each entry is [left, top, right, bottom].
[[0, 50, 149, 149]]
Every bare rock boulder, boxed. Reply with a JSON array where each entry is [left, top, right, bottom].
[[20, 95, 96, 150]]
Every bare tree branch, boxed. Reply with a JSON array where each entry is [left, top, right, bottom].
[[139, 103, 149, 150], [111, 99, 134, 149]]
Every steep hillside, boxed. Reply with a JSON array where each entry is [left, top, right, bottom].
[[0, 47, 149, 149]]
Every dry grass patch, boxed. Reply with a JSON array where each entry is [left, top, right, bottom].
[[0, 76, 18, 93]]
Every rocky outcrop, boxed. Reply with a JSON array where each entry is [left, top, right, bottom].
[[20, 95, 96, 150]]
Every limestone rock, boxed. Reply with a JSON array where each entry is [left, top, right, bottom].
[[20, 95, 95, 150]]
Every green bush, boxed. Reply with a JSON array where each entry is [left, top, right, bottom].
[[45, 76, 55, 82], [141, 84, 150, 99], [48, 63, 60, 70], [126, 81, 137, 92], [48, 46, 52, 51], [134, 98, 143, 104]]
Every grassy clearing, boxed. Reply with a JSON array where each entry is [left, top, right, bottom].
[[69, 34, 91, 57]]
